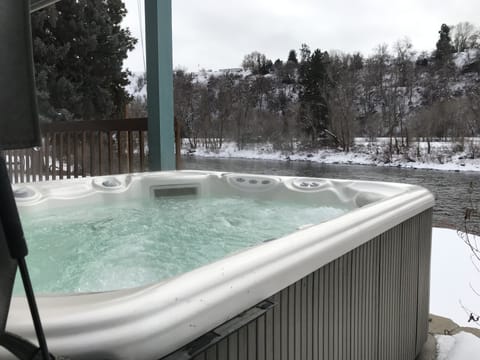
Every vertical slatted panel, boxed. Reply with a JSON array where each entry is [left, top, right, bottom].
[[108, 131, 114, 175], [41, 135, 48, 181], [333, 260, 340, 359], [369, 238, 380, 360], [306, 274, 313, 360], [280, 288, 288, 359], [404, 216, 420, 360], [168, 210, 433, 360], [218, 338, 228, 359], [228, 333, 238, 360], [73, 132, 79, 178], [257, 315, 266, 360], [300, 277, 307, 360], [19, 150, 25, 183], [98, 131, 103, 176], [378, 229, 401, 360], [12, 151, 18, 183], [325, 262, 333, 360], [271, 292, 281, 360], [342, 252, 352, 360], [312, 270, 319, 360], [24, 149, 31, 182], [416, 210, 432, 355], [33, 147, 41, 182], [128, 130, 134, 173], [294, 281, 301, 360], [350, 244, 360, 360], [5, 119, 149, 181], [117, 130, 122, 174], [205, 346, 216, 360], [247, 321, 256, 360], [287, 285, 294, 360], [238, 326, 247, 360], [66, 133, 71, 178], [59, 133, 64, 179], [82, 132, 87, 177], [265, 300, 274, 360], [90, 131, 96, 176], [317, 266, 325, 360], [139, 130, 146, 171]]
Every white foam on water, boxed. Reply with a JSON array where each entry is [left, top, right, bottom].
[[16, 196, 348, 295]]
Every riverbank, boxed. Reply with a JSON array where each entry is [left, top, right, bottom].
[[184, 139, 480, 173]]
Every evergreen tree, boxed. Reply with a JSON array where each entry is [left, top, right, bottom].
[[298, 49, 331, 145], [435, 24, 455, 63], [287, 50, 298, 64], [32, 0, 136, 121]]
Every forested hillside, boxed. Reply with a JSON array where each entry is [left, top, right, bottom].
[[129, 22, 480, 158]]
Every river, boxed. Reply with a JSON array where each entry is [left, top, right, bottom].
[[183, 156, 480, 230]]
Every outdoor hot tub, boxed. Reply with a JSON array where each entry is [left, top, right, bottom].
[[5, 171, 434, 360]]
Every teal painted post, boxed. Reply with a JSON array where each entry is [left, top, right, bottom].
[[145, 0, 175, 171]]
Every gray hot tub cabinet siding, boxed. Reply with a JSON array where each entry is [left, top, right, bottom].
[[165, 209, 432, 360]]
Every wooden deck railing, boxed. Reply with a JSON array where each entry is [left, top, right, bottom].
[[1, 118, 148, 183]]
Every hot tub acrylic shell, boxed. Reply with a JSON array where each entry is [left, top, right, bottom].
[[5, 171, 435, 359]]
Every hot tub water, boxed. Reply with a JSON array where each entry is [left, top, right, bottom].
[[16, 196, 348, 295]]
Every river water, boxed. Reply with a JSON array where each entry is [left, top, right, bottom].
[[183, 157, 480, 230]]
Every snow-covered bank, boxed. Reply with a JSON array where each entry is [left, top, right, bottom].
[[431, 228, 480, 328], [428, 228, 480, 360], [185, 139, 480, 172], [436, 332, 480, 360]]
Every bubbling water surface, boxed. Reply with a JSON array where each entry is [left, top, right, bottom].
[[15, 196, 348, 295]]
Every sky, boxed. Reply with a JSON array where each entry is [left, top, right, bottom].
[[122, 0, 480, 73]]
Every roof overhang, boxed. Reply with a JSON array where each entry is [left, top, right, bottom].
[[30, 0, 62, 13]]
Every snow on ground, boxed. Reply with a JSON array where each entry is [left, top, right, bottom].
[[431, 228, 480, 359], [436, 332, 480, 360], [186, 138, 480, 172], [431, 228, 480, 327]]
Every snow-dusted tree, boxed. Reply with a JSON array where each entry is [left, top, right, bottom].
[[214, 73, 238, 148], [287, 50, 298, 64], [393, 38, 416, 146], [452, 22, 480, 52], [299, 43, 311, 64], [327, 53, 360, 151], [241, 51, 273, 75], [173, 69, 195, 144], [298, 49, 332, 146], [435, 24, 456, 64]]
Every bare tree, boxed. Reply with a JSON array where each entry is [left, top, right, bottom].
[[328, 53, 360, 152], [242, 51, 273, 75], [457, 182, 480, 325], [173, 70, 196, 148], [452, 22, 480, 52], [392, 38, 416, 148]]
